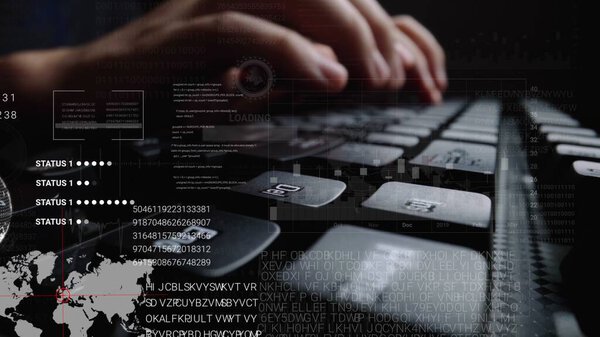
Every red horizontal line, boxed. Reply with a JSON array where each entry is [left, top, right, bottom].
[[0, 293, 167, 298], [70, 293, 168, 297], [0, 294, 56, 298]]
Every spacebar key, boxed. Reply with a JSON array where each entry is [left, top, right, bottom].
[[281, 225, 489, 335]]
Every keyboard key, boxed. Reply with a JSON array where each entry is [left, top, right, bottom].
[[420, 99, 465, 117], [410, 140, 496, 175], [539, 125, 597, 136], [402, 118, 443, 129], [321, 127, 367, 140], [449, 123, 499, 134], [281, 225, 488, 333], [533, 115, 579, 127], [232, 170, 346, 207], [240, 135, 345, 161], [380, 107, 417, 120], [99, 211, 280, 278], [462, 99, 501, 117], [556, 144, 600, 159], [537, 143, 600, 188], [366, 132, 419, 147], [454, 116, 499, 127], [441, 129, 498, 144], [573, 160, 600, 178], [316, 142, 404, 167], [523, 99, 579, 126], [385, 124, 432, 137], [546, 133, 600, 147], [308, 114, 357, 127], [411, 114, 449, 122], [572, 161, 600, 243], [362, 182, 491, 228]]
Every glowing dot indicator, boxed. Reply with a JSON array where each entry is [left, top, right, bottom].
[[84, 200, 89, 205], [115, 200, 120, 205], [91, 200, 97, 205], [91, 161, 97, 166], [99, 161, 105, 166], [106, 161, 113, 166], [76, 161, 81, 166], [107, 200, 112, 205], [84, 181, 90, 186], [76, 219, 82, 225], [84, 161, 89, 166], [76, 200, 81, 205], [99, 200, 104, 205], [76, 181, 82, 186]]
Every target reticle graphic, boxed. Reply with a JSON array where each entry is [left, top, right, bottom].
[[235, 59, 274, 98], [55, 287, 71, 304]]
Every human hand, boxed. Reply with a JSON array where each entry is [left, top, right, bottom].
[[2, 0, 447, 102]]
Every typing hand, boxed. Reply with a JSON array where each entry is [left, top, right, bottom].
[[1, 0, 447, 102]]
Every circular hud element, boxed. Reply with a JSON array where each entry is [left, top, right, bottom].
[[235, 59, 274, 98], [0, 176, 11, 245]]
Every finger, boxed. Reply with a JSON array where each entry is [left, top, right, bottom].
[[288, 0, 393, 88], [199, 0, 391, 88], [348, 0, 408, 89], [395, 32, 441, 103], [162, 11, 349, 92], [313, 43, 339, 62], [394, 15, 447, 90]]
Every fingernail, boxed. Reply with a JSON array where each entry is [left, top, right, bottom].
[[317, 56, 348, 90], [394, 43, 415, 68], [371, 50, 391, 85]]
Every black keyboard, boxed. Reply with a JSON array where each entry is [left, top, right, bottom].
[[2, 98, 588, 336]]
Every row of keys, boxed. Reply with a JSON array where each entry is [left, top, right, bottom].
[[522, 98, 598, 244], [238, 132, 498, 175], [242, 100, 500, 179], [231, 170, 492, 229], [523, 98, 600, 163]]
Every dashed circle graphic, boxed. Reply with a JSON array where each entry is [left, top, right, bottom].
[[235, 59, 274, 99]]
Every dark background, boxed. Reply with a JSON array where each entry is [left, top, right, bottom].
[[381, 0, 582, 122], [0, 0, 582, 119], [384, 0, 580, 72]]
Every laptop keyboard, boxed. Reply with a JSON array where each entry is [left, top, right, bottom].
[[214, 97, 584, 336], [17, 97, 587, 336]]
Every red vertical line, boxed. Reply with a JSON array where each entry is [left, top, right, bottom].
[[62, 301, 65, 337]]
